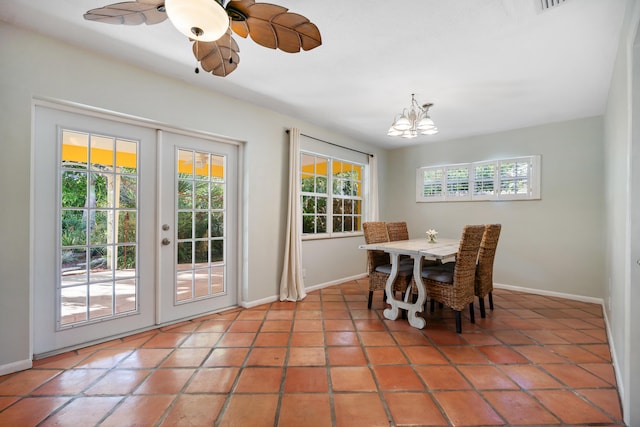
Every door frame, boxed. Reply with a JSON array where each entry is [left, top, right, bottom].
[[30, 97, 245, 358]]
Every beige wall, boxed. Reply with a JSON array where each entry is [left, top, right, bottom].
[[0, 22, 371, 369], [383, 117, 605, 298]]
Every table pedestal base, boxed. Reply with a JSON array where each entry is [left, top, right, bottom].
[[382, 253, 427, 329]]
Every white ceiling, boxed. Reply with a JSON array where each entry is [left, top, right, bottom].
[[0, 0, 628, 148]]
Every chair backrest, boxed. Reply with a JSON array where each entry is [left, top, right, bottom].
[[363, 222, 390, 272], [386, 222, 409, 242], [452, 225, 485, 288], [475, 224, 502, 297]]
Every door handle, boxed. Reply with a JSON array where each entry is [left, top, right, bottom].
[[162, 238, 171, 246]]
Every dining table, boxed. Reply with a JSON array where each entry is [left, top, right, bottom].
[[359, 238, 460, 329]]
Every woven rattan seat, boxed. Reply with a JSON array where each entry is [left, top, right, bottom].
[[421, 224, 485, 333], [363, 222, 413, 309]]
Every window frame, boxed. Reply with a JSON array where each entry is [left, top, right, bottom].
[[301, 150, 366, 240], [416, 155, 541, 202]]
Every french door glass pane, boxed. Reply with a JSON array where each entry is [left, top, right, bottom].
[[59, 129, 139, 328], [175, 149, 226, 303]]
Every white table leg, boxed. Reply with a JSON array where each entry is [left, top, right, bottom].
[[383, 254, 426, 329], [382, 253, 401, 320]]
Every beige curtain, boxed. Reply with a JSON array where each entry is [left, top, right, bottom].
[[279, 128, 306, 301], [367, 155, 379, 221]]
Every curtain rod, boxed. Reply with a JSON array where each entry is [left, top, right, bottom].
[[286, 129, 374, 157]]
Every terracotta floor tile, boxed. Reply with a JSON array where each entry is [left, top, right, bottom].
[[32, 352, 87, 370], [195, 319, 232, 332], [118, 348, 173, 368], [492, 330, 537, 345], [354, 319, 386, 331], [373, 365, 424, 391], [184, 367, 239, 393], [350, 309, 381, 319], [323, 309, 352, 319], [434, 391, 504, 425], [216, 332, 257, 347], [404, 346, 448, 365], [290, 331, 325, 346], [295, 309, 323, 319], [540, 364, 611, 388], [500, 365, 564, 389], [254, 332, 290, 347], [461, 331, 502, 345], [278, 393, 332, 427], [260, 320, 293, 332], [579, 362, 617, 385], [141, 333, 189, 348], [30, 369, 105, 395], [415, 366, 472, 390], [458, 365, 519, 390], [323, 319, 355, 331], [234, 367, 283, 392], [359, 331, 396, 346], [134, 368, 195, 394], [39, 396, 122, 427], [159, 348, 210, 368], [228, 319, 263, 332], [288, 347, 326, 366], [293, 319, 324, 331], [330, 366, 377, 392], [582, 343, 613, 361], [477, 345, 530, 364], [546, 344, 606, 363], [0, 397, 70, 426], [84, 369, 149, 395], [202, 347, 249, 366], [522, 330, 570, 345], [327, 346, 368, 366], [390, 330, 432, 346], [513, 345, 567, 364], [325, 331, 359, 346], [246, 347, 287, 366], [578, 388, 624, 422], [0, 397, 18, 412], [160, 394, 226, 427], [333, 393, 389, 427], [266, 310, 294, 321], [483, 390, 560, 425], [384, 392, 447, 426], [219, 394, 279, 426], [236, 309, 267, 320], [530, 389, 614, 424], [423, 329, 468, 345], [283, 367, 329, 392], [365, 346, 408, 364], [439, 345, 490, 364], [99, 395, 175, 427]]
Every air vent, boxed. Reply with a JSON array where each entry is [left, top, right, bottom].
[[537, 0, 568, 12]]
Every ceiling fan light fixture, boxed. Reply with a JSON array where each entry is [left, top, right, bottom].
[[165, 0, 229, 42]]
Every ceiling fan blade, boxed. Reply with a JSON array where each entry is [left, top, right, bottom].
[[84, 0, 167, 25], [226, 1, 321, 52], [193, 30, 241, 77]]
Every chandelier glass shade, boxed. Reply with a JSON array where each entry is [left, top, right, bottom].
[[165, 0, 229, 42], [388, 94, 439, 139]]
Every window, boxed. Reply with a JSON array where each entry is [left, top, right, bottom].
[[301, 152, 364, 237], [416, 155, 540, 202]]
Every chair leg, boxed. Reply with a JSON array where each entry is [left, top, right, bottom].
[[368, 291, 373, 309], [469, 302, 475, 324], [430, 299, 435, 313], [488, 292, 494, 310], [455, 311, 462, 333], [479, 297, 486, 318]]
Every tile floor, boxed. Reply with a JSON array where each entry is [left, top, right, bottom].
[[0, 279, 625, 426]]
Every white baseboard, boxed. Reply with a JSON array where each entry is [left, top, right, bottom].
[[0, 358, 32, 376], [494, 282, 604, 305], [241, 295, 279, 309]]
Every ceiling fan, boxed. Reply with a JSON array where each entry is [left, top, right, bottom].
[[84, 0, 322, 77]]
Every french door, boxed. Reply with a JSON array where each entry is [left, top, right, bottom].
[[33, 105, 238, 356], [158, 131, 238, 324]]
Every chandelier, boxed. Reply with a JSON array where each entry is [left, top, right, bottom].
[[387, 94, 439, 138]]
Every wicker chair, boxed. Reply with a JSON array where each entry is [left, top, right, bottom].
[[363, 222, 413, 309], [432, 224, 502, 318], [385, 222, 413, 266], [475, 224, 502, 318], [420, 224, 485, 333]]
